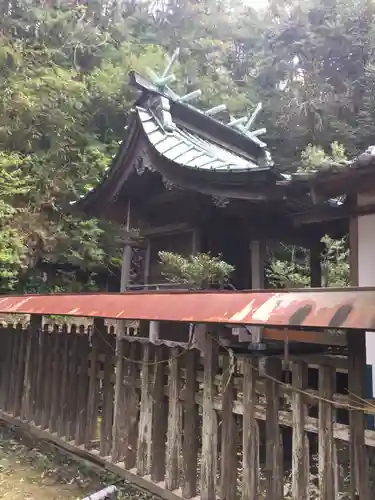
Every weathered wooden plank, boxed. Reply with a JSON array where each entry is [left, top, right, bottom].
[[137, 343, 154, 476], [242, 357, 260, 500], [58, 324, 69, 437], [75, 327, 90, 446], [151, 345, 168, 482], [66, 325, 79, 440], [49, 325, 61, 433], [123, 342, 140, 470], [200, 326, 218, 500], [41, 326, 52, 430], [1, 325, 13, 411], [86, 320, 101, 444], [220, 352, 237, 500], [182, 349, 199, 499], [166, 347, 182, 491], [265, 357, 283, 500], [111, 338, 130, 462], [11, 325, 24, 416], [100, 329, 115, 457], [22, 316, 42, 421], [291, 362, 309, 500], [30, 318, 41, 422], [318, 364, 335, 500], [347, 330, 370, 500], [34, 323, 45, 425]]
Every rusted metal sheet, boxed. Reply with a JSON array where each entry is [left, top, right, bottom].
[[0, 289, 375, 331]]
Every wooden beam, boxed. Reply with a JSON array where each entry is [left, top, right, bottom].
[[310, 244, 322, 287]]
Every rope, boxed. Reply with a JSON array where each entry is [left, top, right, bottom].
[[92, 324, 375, 415]]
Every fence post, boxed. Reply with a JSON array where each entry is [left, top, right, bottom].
[[200, 324, 218, 500], [347, 329, 370, 500], [21, 314, 42, 421]]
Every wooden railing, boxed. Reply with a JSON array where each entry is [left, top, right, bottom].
[[0, 312, 373, 500]]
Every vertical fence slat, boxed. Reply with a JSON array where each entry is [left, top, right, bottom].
[[86, 321, 100, 445], [151, 344, 168, 482], [49, 325, 60, 433], [6, 324, 17, 414], [265, 357, 283, 500], [58, 325, 69, 437], [22, 316, 42, 421], [111, 337, 130, 462], [182, 348, 199, 499], [75, 326, 90, 446], [292, 361, 309, 500], [124, 342, 140, 470], [41, 325, 52, 430], [318, 364, 335, 500], [242, 357, 260, 500], [137, 343, 154, 476], [35, 323, 45, 425], [30, 317, 41, 422], [13, 324, 26, 417], [166, 347, 182, 491], [100, 328, 115, 457], [347, 330, 370, 500], [200, 327, 218, 500], [66, 325, 79, 440], [220, 352, 237, 500], [1, 325, 13, 411]]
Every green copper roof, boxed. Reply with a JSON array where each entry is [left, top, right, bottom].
[[138, 106, 264, 172]]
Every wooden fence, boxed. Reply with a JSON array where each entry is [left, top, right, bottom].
[[0, 316, 374, 499]]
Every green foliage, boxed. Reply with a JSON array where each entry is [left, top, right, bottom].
[[300, 142, 348, 172], [0, 0, 368, 292], [158, 251, 235, 288]]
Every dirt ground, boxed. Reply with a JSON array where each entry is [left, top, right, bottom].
[[0, 424, 156, 500]]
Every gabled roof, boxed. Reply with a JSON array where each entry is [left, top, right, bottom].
[[75, 70, 287, 218]]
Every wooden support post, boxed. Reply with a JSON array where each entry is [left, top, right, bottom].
[[49, 325, 61, 433], [86, 319, 101, 444], [0, 326, 12, 411], [310, 243, 322, 287], [265, 357, 283, 500], [41, 325, 53, 429], [75, 327, 90, 446], [123, 342, 140, 470], [200, 326, 218, 500], [111, 338, 130, 462], [6, 323, 16, 414], [318, 364, 335, 500], [66, 325, 79, 440], [137, 343, 154, 476], [291, 362, 309, 500], [58, 324, 69, 437], [220, 352, 237, 500], [112, 239, 132, 457], [182, 349, 199, 499], [22, 315, 42, 421], [151, 345, 168, 482], [143, 239, 151, 287], [242, 358, 260, 500], [100, 328, 115, 457], [34, 323, 45, 425], [347, 330, 370, 500], [250, 240, 265, 344], [166, 347, 182, 491], [13, 323, 26, 418]]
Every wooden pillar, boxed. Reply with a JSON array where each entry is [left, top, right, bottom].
[[112, 234, 133, 459], [250, 240, 265, 343], [310, 243, 322, 287], [347, 330, 370, 499]]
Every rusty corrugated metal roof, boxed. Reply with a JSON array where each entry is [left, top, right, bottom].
[[0, 288, 374, 331]]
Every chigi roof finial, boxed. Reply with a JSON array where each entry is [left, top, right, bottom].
[[146, 48, 268, 149]]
